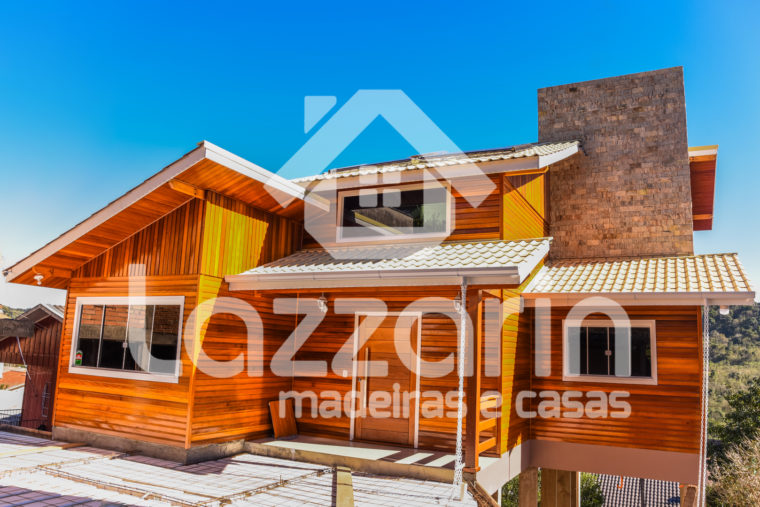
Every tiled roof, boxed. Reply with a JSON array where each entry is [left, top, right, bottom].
[[240, 238, 551, 275], [527, 253, 753, 294], [291, 141, 579, 183], [594, 474, 680, 507]]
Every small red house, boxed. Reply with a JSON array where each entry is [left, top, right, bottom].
[[0, 304, 63, 430]]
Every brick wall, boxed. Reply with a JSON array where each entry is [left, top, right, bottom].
[[538, 67, 694, 259]]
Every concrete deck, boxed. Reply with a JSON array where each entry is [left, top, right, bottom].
[[0, 431, 477, 506], [248, 435, 500, 484]]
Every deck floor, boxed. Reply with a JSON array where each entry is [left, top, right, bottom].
[[255, 434, 499, 470], [0, 431, 477, 506]]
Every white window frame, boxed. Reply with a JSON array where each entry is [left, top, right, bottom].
[[68, 296, 184, 383], [336, 182, 452, 243], [562, 319, 657, 385]]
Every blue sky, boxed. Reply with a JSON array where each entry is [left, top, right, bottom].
[[0, 0, 758, 307]]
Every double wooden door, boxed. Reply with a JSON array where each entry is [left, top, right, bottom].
[[354, 314, 419, 447]]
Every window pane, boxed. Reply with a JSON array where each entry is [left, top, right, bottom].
[[341, 186, 447, 239], [76, 305, 103, 367], [98, 305, 128, 369], [631, 327, 652, 377], [567, 326, 583, 375], [124, 305, 154, 372], [586, 327, 609, 375], [149, 305, 180, 374]]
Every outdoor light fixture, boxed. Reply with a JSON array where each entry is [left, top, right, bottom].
[[719, 305, 730, 316], [33, 273, 44, 286], [317, 295, 328, 314]]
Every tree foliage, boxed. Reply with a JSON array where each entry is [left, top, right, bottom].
[[708, 438, 760, 506]]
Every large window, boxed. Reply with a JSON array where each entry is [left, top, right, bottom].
[[71, 297, 183, 381], [338, 184, 450, 241], [563, 320, 656, 384]]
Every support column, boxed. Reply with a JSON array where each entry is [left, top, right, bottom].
[[680, 484, 698, 507], [464, 288, 482, 473], [518, 467, 538, 507], [541, 469, 578, 507]]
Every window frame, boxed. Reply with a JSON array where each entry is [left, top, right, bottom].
[[336, 182, 452, 243], [68, 296, 184, 383], [562, 319, 657, 385]]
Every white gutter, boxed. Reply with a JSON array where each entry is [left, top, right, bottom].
[[226, 267, 523, 291], [522, 291, 755, 307]]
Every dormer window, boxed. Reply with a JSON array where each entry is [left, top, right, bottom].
[[337, 183, 451, 241]]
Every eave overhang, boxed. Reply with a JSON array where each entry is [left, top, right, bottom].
[[689, 145, 717, 231], [4, 141, 326, 288]]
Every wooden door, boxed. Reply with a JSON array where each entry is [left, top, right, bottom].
[[354, 314, 418, 447]]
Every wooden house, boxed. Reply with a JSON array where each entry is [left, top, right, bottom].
[[2, 67, 754, 504], [0, 304, 63, 429]]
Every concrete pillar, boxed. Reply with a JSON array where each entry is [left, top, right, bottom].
[[541, 469, 578, 507], [518, 467, 538, 507]]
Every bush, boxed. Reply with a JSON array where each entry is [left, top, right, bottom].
[[709, 438, 760, 506]]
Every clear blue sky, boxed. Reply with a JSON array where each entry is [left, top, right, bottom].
[[0, 0, 758, 307]]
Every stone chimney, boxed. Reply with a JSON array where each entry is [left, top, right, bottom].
[[538, 67, 694, 260]]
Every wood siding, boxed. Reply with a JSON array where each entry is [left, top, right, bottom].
[[53, 190, 303, 449], [0, 316, 61, 430], [74, 199, 206, 278], [528, 306, 702, 453], [54, 276, 198, 447], [502, 174, 548, 241], [200, 191, 302, 278], [188, 276, 292, 445]]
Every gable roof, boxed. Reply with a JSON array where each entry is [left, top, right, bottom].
[[4, 141, 322, 288], [291, 141, 580, 184], [524, 253, 755, 305], [226, 238, 551, 290]]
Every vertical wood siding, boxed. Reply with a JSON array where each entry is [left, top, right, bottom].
[[0, 316, 62, 429]]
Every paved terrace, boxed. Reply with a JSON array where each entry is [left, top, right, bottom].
[[0, 431, 477, 506]]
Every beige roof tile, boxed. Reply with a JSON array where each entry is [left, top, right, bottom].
[[240, 238, 552, 275], [291, 141, 579, 183], [527, 253, 754, 294]]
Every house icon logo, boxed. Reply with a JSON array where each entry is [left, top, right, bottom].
[[266, 90, 496, 259]]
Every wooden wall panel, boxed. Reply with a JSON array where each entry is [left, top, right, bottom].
[[500, 270, 541, 454], [188, 276, 293, 445], [0, 316, 62, 429], [200, 191, 302, 278], [53, 276, 198, 447], [528, 306, 702, 453], [73, 199, 205, 279], [502, 175, 548, 241]]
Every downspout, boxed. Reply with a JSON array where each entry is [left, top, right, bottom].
[[698, 303, 710, 507], [452, 279, 467, 498]]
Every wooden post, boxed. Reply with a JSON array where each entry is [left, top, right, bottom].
[[680, 484, 698, 507], [518, 468, 538, 507], [542, 468, 557, 507], [570, 471, 580, 507], [464, 288, 482, 473]]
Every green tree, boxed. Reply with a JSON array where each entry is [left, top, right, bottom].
[[580, 473, 604, 507], [711, 376, 760, 464]]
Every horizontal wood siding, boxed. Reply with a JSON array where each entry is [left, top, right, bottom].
[[529, 306, 702, 453], [54, 276, 198, 447], [188, 276, 293, 445]]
